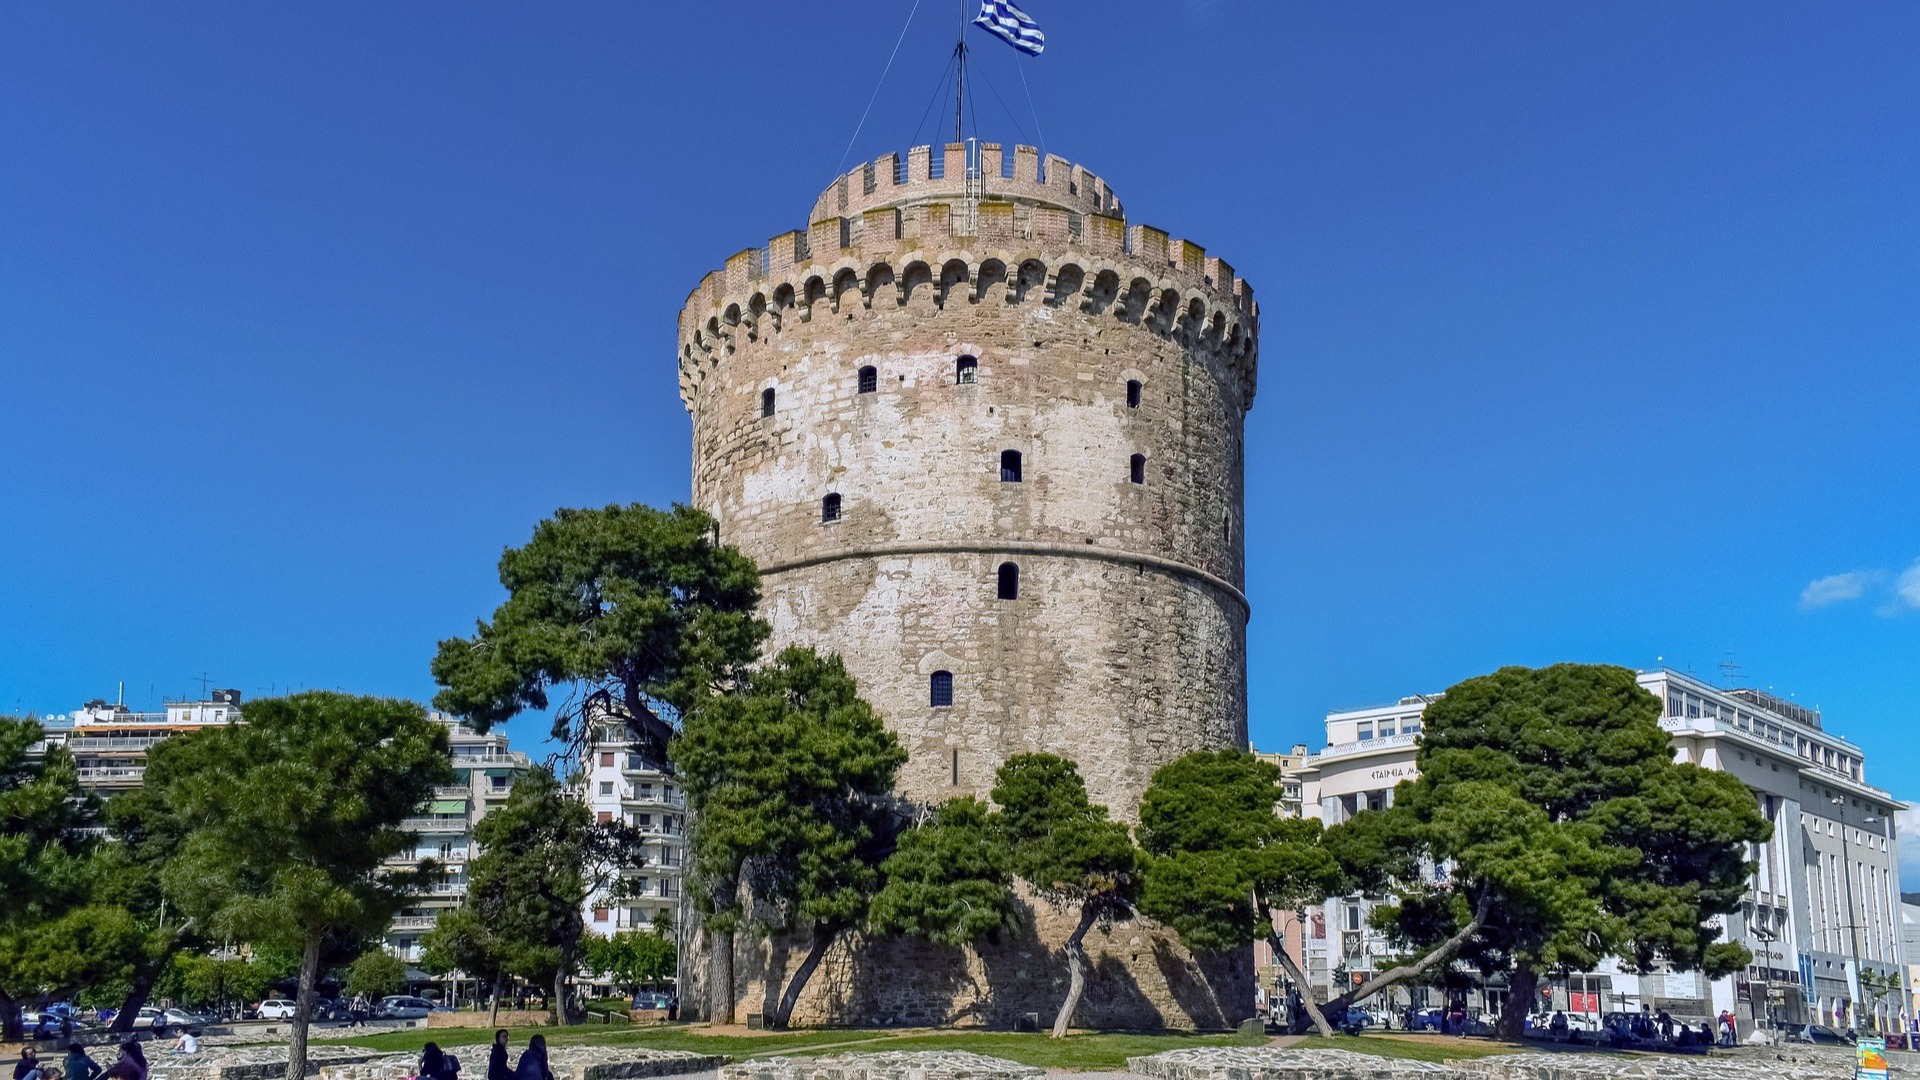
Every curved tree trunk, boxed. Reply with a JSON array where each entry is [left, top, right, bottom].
[[488, 975, 501, 1027], [0, 991, 22, 1044], [1326, 891, 1494, 1016], [772, 925, 836, 1030], [551, 965, 569, 1026], [708, 928, 734, 1026], [1499, 965, 1537, 1041], [1266, 923, 1333, 1038], [286, 935, 321, 1080], [1050, 907, 1099, 1039]]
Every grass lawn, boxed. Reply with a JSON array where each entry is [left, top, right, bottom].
[[1291, 1034, 1518, 1063], [318, 1025, 1263, 1070], [316, 1024, 893, 1057]]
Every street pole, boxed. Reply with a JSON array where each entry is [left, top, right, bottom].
[[1833, 798, 1869, 1033]]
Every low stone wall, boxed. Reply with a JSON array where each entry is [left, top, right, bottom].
[[549, 1048, 723, 1080], [1134, 1046, 1875, 1080], [427, 1011, 557, 1029], [721, 1051, 1041, 1080], [148, 1045, 392, 1080]]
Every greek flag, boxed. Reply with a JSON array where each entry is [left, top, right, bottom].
[[973, 0, 1045, 56]]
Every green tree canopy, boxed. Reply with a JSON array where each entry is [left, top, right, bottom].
[[0, 717, 134, 1041], [992, 753, 1138, 1038], [344, 950, 408, 1000], [1385, 664, 1771, 1037], [466, 766, 642, 1025], [581, 930, 676, 988], [675, 646, 905, 1028], [1136, 749, 1352, 1036], [150, 692, 453, 1080], [870, 796, 1018, 948], [432, 504, 768, 754]]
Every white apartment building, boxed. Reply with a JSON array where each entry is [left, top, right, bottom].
[[383, 713, 533, 966], [41, 690, 245, 793], [580, 720, 688, 936], [1288, 669, 1905, 1034]]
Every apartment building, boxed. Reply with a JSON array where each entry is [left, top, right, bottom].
[[383, 714, 533, 965], [1287, 669, 1904, 1034], [41, 690, 244, 793], [580, 719, 688, 935]]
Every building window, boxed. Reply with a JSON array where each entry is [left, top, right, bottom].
[[1000, 450, 1022, 483], [598, 781, 613, 796], [821, 493, 841, 523], [858, 365, 878, 394], [956, 355, 978, 384], [596, 811, 611, 824], [491, 775, 507, 791], [599, 752, 614, 767], [1357, 722, 1374, 740], [997, 562, 1019, 600], [761, 387, 776, 417], [593, 907, 609, 923], [930, 671, 954, 707], [1129, 453, 1145, 484], [1126, 379, 1142, 408]]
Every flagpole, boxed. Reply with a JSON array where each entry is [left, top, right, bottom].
[[954, 0, 967, 144]]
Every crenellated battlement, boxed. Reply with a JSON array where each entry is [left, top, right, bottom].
[[810, 143, 1122, 223]]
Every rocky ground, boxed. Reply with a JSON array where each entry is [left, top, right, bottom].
[[721, 1051, 1045, 1080]]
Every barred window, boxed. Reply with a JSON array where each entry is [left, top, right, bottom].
[[930, 671, 954, 707], [956, 355, 979, 384], [821, 493, 841, 523], [858, 366, 878, 394]]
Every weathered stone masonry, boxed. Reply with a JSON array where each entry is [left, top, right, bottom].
[[676, 142, 1260, 1028]]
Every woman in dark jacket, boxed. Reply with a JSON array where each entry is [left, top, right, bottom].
[[487, 1030, 511, 1080], [418, 1044, 459, 1080], [511, 1035, 550, 1080]]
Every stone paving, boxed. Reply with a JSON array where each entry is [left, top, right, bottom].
[[1129, 1046, 1872, 1080], [147, 1045, 396, 1080], [143, 1045, 721, 1080], [721, 1051, 1043, 1080]]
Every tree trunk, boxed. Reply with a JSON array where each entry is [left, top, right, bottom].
[[0, 991, 22, 1044], [708, 928, 734, 1026], [1266, 925, 1334, 1037], [1051, 907, 1100, 1039], [551, 965, 569, 1027], [1326, 891, 1493, 1015], [771, 925, 836, 1030], [286, 935, 321, 1080], [488, 975, 501, 1027], [1499, 966, 1537, 1042]]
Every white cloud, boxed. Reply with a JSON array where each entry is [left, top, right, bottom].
[[1898, 805, 1920, 895], [1801, 571, 1877, 610], [1895, 561, 1920, 612]]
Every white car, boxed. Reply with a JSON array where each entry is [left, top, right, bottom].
[[257, 999, 301, 1020]]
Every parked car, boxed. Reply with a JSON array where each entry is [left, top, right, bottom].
[[630, 991, 676, 1012], [1793, 1024, 1852, 1046], [1405, 1007, 1445, 1032], [258, 999, 301, 1020], [158, 1008, 211, 1028], [375, 995, 434, 1020]]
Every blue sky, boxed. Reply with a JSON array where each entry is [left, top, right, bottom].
[[2, 3, 1917, 808]]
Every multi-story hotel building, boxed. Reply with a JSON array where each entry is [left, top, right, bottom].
[[580, 719, 688, 936], [1283, 669, 1904, 1035]]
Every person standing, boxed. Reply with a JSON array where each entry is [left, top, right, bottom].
[[63, 1044, 101, 1080], [487, 1030, 511, 1080]]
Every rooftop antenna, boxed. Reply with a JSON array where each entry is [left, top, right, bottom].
[[1718, 655, 1743, 687], [192, 671, 214, 699]]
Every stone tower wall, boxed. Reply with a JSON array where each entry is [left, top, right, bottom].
[[677, 143, 1260, 1028]]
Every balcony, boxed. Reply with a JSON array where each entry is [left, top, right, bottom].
[[1306, 732, 1419, 765], [434, 785, 471, 799], [77, 766, 147, 784], [391, 915, 439, 932], [401, 815, 469, 833]]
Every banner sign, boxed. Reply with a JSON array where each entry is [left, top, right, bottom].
[[1856, 1037, 1887, 1080]]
